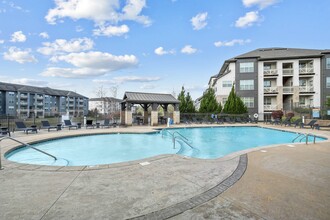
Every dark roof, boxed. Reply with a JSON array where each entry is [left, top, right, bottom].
[[89, 97, 122, 102], [233, 47, 330, 60], [123, 92, 180, 104], [0, 81, 88, 98]]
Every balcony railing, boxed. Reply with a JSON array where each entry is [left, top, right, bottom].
[[263, 69, 278, 75], [20, 102, 28, 106], [299, 67, 314, 74], [264, 105, 278, 111], [264, 87, 278, 93], [283, 86, 294, 93], [282, 69, 294, 76], [299, 86, 314, 92], [20, 95, 28, 99]]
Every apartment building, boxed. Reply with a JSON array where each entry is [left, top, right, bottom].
[[209, 48, 330, 120], [89, 97, 121, 115], [0, 82, 89, 118]]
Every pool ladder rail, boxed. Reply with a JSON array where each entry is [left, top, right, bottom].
[[161, 129, 195, 150], [292, 133, 316, 144], [0, 136, 57, 170]]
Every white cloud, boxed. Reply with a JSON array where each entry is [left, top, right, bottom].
[[235, 11, 260, 28], [3, 47, 37, 64], [93, 24, 129, 37], [181, 45, 197, 54], [45, 0, 151, 26], [191, 12, 208, 30], [154, 47, 175, 56], [93, 76, 160, 85], [10, 78, 49, 86], [39, 32, 49, 39], [140, 84, 156, 89], [243, 0, 279, 9], [41, 51, 138, 78], [214, 39, 251, 47], [10, 31, 26, 42], [38, 38, 94, 56], [0, 39, 4, 44]]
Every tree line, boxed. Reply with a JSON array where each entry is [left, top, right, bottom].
[[177, 86, 247, 114]]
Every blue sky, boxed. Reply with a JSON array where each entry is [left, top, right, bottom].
[[0, 0, 329, 99]]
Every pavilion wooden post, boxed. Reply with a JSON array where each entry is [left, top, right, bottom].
[[150, 103, 159, 126]]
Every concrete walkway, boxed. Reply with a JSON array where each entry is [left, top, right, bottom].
[[0, 124, 329, 219]]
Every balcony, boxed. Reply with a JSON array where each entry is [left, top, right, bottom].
[[20, 94, 28, 99], [36, 102, 44, 106], [299, 67, 314, 75], [19, 108, 28, 112], [264, 87, 278, 93], [36, 96, 44, 100], [264, 105, 278, 111], [282, 69, 294, 76], [263, 69, 278, 76], [299, 86, 314, 93], [283, 86, 294, 94], [20, 102, 28, 106]]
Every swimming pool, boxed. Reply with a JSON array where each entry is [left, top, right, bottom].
[[5, 127, 326, 166]]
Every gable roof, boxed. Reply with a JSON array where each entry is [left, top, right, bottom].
[[123, 92, 180, 104], [233, 47, 330, 60], [0, 81, 88, 98]]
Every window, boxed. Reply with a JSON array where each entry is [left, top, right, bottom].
[[222, 81, 232, 88], [299, 97, 306, 105], [264, 97, 271, 105], [264, 80, 271, 87], [240, 80, 254, 90], [242, 97, 254, 108], [240, 62, 254, 73], [327, 77, 330, 88], [327, 58, 330, 69], [299, 79, 306, 86]]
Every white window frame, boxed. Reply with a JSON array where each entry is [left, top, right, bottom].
[[326, 58, 330, 69], [242, 97, 254, 108], [240, 80, 254, 90], [264, 80, 271, 88], [222, 81, 232, 88], [239, 62, 254, 73], [264, 97, 272, 105], [327, 77, 330, 88]]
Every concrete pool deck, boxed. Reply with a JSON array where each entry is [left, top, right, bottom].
[[0, 124, 329, 219]]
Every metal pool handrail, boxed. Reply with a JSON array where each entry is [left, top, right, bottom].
[[292, 133, 316, 144], [161, 129, 194, 149], [0, 136, 57, 169]]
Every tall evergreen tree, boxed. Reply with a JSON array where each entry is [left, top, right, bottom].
[[177, 86, 195, 113], [223, 86, 247, 114], [177, 86, 187, 112], [199, 88, 222, 113]]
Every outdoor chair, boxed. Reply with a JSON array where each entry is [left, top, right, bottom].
[[224, 117, 234, 124], [41, 120, 60, 131], [85, 120, 95, 129], [236, 117, 246, 123], [100, 119, 111, 128], [63, 120, 78, 130], [291, 118, 302, 128], [0, 124, 10, 137], [14, 121, 38, 134], [300, 119, 317, 129], [281, 117, 292, 126]]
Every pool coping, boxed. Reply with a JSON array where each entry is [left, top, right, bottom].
[[1, 124, 329, 171]]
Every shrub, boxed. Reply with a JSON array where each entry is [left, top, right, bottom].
[[286, 112, 294, 118], [271, 110, 283, 119]]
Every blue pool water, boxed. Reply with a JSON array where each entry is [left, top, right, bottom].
[[5, 127, 326, 166]]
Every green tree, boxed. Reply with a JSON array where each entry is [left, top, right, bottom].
[[177, 86, 196, 113], [222, 86, 247, 114], [199, 88, 222, 113]]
